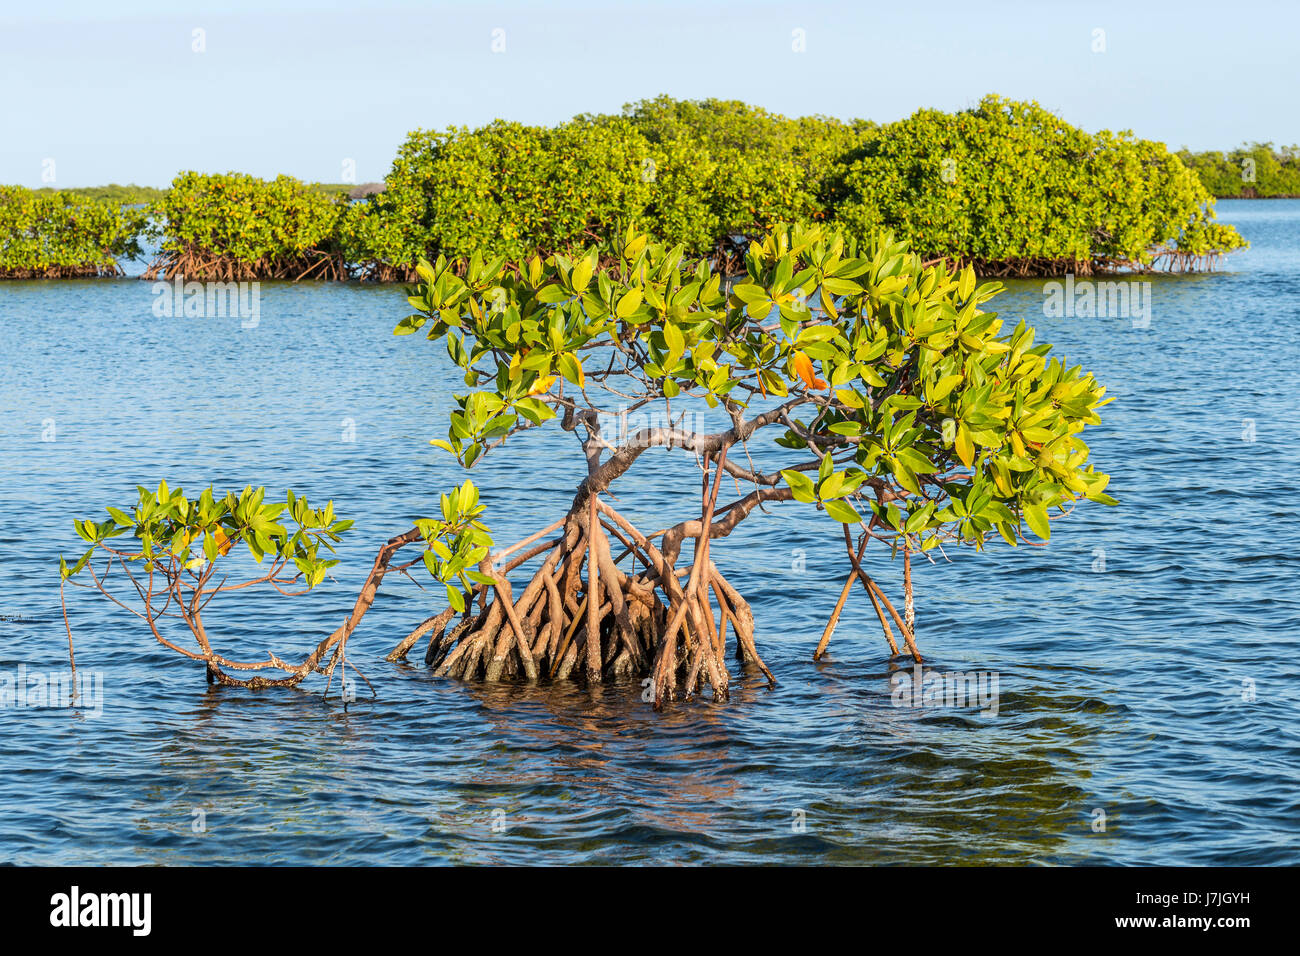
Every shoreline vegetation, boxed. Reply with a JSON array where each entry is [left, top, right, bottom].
[[1176, 143, 1300, 199], [0, 185, 147, 279], [5, 95, 1251, 283]]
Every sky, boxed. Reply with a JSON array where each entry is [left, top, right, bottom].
[[2, 0, 1297, 188]]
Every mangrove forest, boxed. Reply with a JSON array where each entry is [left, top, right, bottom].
[[5, 95, 1248, 283]]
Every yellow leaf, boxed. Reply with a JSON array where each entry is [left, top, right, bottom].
[[527, 375, 556, 396], [1010, 430, 1026, 458], [818, 285, 838, 319], [571, 256, 593, 292], [955, 423, 975, 467], [624, 234, 648, 259]]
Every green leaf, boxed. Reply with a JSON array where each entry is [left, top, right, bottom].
[[819, 471, 847, 499], [820, 277, 862, 296], [446, 583, 466, 613], [927, 374, 963, 403], [616, 288, 643, 318], [1022, 501, 1051, 540], [513, 397, 556, 425], [896, 447, 936, 473], [557, 352, 585, 388], [731, 283, 768, 305], [535, 284, 569, 304], [823, 499, 860, 524], [780, 469, 817, 503], [106, 506, 134, 526], [796, 325, 840, 346]]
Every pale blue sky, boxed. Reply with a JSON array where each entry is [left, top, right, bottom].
[[3, 0, 1296, 188]]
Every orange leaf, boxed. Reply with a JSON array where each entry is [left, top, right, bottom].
[[792, 350, 828, 391], [527, 375, 556, 397]]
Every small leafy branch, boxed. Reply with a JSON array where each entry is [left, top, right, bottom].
[[60, 480, 491, 691], [414, 481, 495, 613]]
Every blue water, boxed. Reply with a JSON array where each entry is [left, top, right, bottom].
[[1, 200, 1297, 864]]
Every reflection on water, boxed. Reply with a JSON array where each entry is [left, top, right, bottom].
[[0, 201, 1298, 864]]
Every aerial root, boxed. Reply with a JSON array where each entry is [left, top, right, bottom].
[[812, 524, 923, 664], [141, 245, 350, 282], [387, 502, 769, 701]]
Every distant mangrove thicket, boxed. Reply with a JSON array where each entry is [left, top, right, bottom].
[[1176, 143, 1300, 198], [836, 98, 1245, 275], [31, 183, 168, 205], [143, 172, 351, 281], [0, 185, 147, 278], [340, 97, 871, 273], [3, 95, 1248, 281], [341, 94, 1243, 278]]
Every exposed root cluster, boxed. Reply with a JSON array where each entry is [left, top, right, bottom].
[[130, 242, 1228, 287], [142, 246, 349, 282], [926, 255, 1099, 279], [388, 493, 775, 709], [383, 447, 926, 709], [349, 262, 418, 283], [1148, 249, 1228, 272], [0, 262, 124, 279], [919, 251, 1235, 278]]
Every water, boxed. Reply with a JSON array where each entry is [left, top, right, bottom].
[[1, 200, 1297, 865]]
